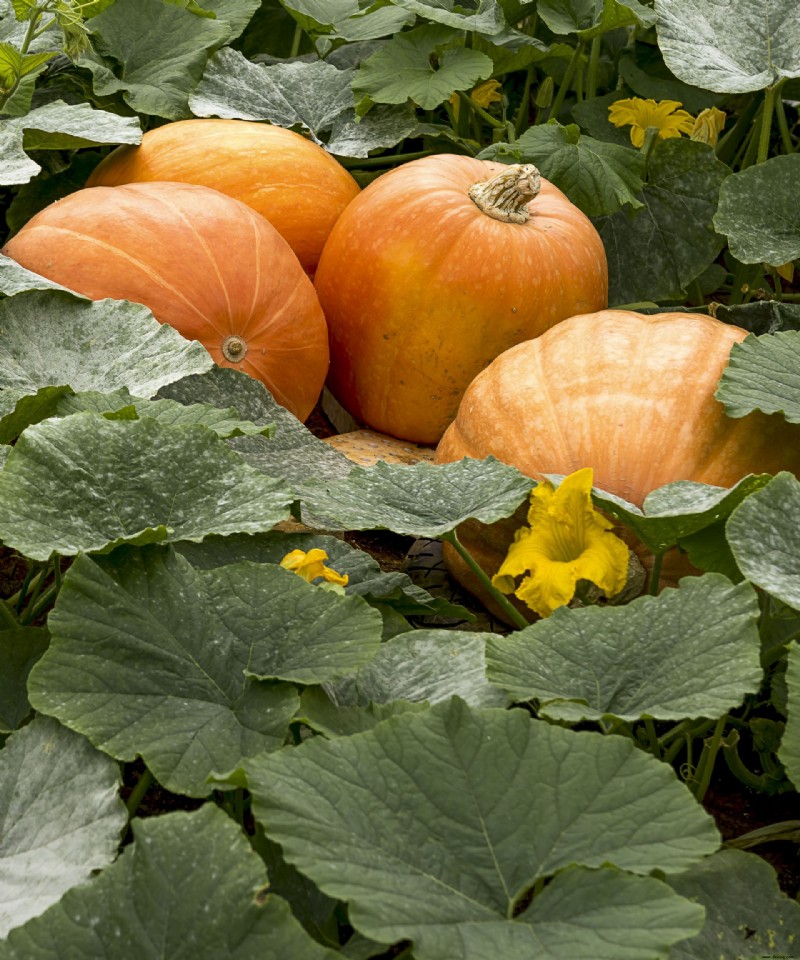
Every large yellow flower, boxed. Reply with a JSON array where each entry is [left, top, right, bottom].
[[492, 468, 629, 618], [608, 97, 695, 148], [280, 548, 349, 586]]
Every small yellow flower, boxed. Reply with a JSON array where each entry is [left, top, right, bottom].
[[492, 468, 629, 618], [280, 548, 349, 587], [449, 79, 502, 119], [690, 106, 726, 147], [608, 97, 695, 148]]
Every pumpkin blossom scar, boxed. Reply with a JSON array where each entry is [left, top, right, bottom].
[[491, 467, 629, 618], [608, 98, 695, 148], [279, 548, 349, 586]]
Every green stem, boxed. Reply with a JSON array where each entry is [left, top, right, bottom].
[[19, 565, 48, 622], [21, 581, 59, 625], [444, 531, 530, 630], [0, 4, 45, 112], [339, 149, 434, 170], [773, 91, 794, 154], [514, 65, 535, 137], [289, 21, 302, 58], [585, 36, 601, 101], [459, 91, 506, 131], [689, 716, 727, 803], [126, 767, 154, 818], [717, 93, 762, 167], [756, 82, 780, 165], [643, 717, 660, 758], [0, 599, 19, 629], [13, 562, 41, 614], [648, 552, 663, 596], [722, 730, 772, 791], [546, 39, 585, 123]]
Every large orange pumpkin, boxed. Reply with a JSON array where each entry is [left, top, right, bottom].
[[85, 119, 360, 276], [435, 309, 800, 610], [314, 154, 608, 444], [2, 181, 329, 422]]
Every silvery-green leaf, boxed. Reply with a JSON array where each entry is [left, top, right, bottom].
[[199, 0, 262, 39], [278, 0, 357, 32], [591, 474, 772, 555], [390, 0, 506, 34], [78, 0, 230, 120], [17, 99, 142, 152], [715, 330, 800, 422], [486, 575, 761, 722], [328, 4, 414, 41], [665, 848, 800, 958], [190, 47, 354, 140], [301, 458, 533, 537], [0, 291, 213, 442], [713, 154, 800, 265], [538, 0, 656, 38], [594, 138, 729, 305], [327, 102, 420, 157], [0, 716, 127, 937], [0, 254, 85, 296], [0, 123, 39, 184], [248, 699, 714, 958], [779, 642, 800, 787], [352, 23, 493, 111], [654, 0, 800, 93], [0, 626, 48, 732], [298, 686, 427, 738], [0, 416, 294, 561], [473, 29, 574, 76], [726, 472, 800, 609], [0, 804, 338, 960], [713, 300, 800, 335], [28, 547, 303, 797]]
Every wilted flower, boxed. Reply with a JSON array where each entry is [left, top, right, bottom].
[[690, 107, 726, 146], [280, 548, 349, 586], [492, 468, 629, 618], [608, 97, 695, 148], [450, 79, 503, 118]]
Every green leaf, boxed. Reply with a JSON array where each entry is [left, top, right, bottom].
[[0, 123, 39, 184], [480, 120, 645, 217], [665, 848, 800, 958], [298, 687, 427, 738], [390, 0, 506, 34], [248, 699, 714, 958], [0, 626, 48, 732], [78, 0, 231, 119], [28, 547, 303, 797], [190, 47, 354, 141], [726, 472, 800, 610], [0, 416, 294, 561], [301, 457, 533, 538], [0, 805, 338, 959], [327, 102, 423, 158], [713, 300, 800, 334], [713, 154, 800, 266], [594, 137, 729, 305], [0, 291, 213, 443], [0, 716, 127, 937], [538, 0, 657, 38], [715, 330, 800, 422], [654, 0, 800, 93], [352, 23, 493, 112], [780, 641, 800, 787], [0, 254, 85, 296], [486, 575, 762, 722]]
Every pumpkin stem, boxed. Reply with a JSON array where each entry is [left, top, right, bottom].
[[468, 164, 541, 224], [222, 334, 248, 363]]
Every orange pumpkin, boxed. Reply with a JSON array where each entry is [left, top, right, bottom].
[[435, 309, 800, 609], [86, 119, 360, 276], [2, 181, 329, 422], [314, 154, 608, 444]]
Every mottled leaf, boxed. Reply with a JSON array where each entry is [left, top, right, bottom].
[[715, 330, 800, 422]]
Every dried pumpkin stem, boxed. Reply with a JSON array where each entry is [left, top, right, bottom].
[[468, 164, 542, 224]]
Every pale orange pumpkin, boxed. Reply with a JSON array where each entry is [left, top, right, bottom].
[[85, 119, 360, 276], [2, 181, 329, 422], [435, 309, 800, 609], [314, 154, 608, 444]]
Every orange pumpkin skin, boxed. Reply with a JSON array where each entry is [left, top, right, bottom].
[[2, 181, 329, 422], [314, 154, 608, 444], [85, 119, 360, 276], [435, 309, 800, 605]]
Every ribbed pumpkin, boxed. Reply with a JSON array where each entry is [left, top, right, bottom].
[[86, 119, 360, 276], [435, 309, 800, 609], [314, 154, 608, 444], [2, 181, 329, 422]]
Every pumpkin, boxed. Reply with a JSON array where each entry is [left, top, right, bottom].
[[434, 309, 800, 612], [85, 119, 360, 276], [314, 154, 608, 444], [2, 181, 329, 422]]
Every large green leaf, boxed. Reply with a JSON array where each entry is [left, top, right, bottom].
[[301, 458, 533, 537], [390, 0, 506, 34], [713, 300, 800, 334], [715, 330, 800, 422], [594, 137, 729, 305], [780, 641, 800, 787], [538, 0, 656, 38], [0, 805, 337, 959], [726, 472, 800, 610], [327, 102, 424, 158], [78, 0, 230, 119], [0, 416, 294, 561], [713, 154, 800, 265], [0, 626, 48, 732], [28, 546, 306, 796], [485, 575, 761, 722], [352, 24, 493, 112], [190, 47, 354, 142], [665, 849, 800, 958], [0, 716, 127, 937], [654, 0, 800, 93], [248, 699, 714, 958], [0, 291, 214, 443]]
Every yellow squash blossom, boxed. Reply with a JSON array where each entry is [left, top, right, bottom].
[[280, 548, 349, 587], [449, 79, 502, 119], [492, 468, 629, 618], [608, 97, 695, 148], [690, 106, 726, 147]]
